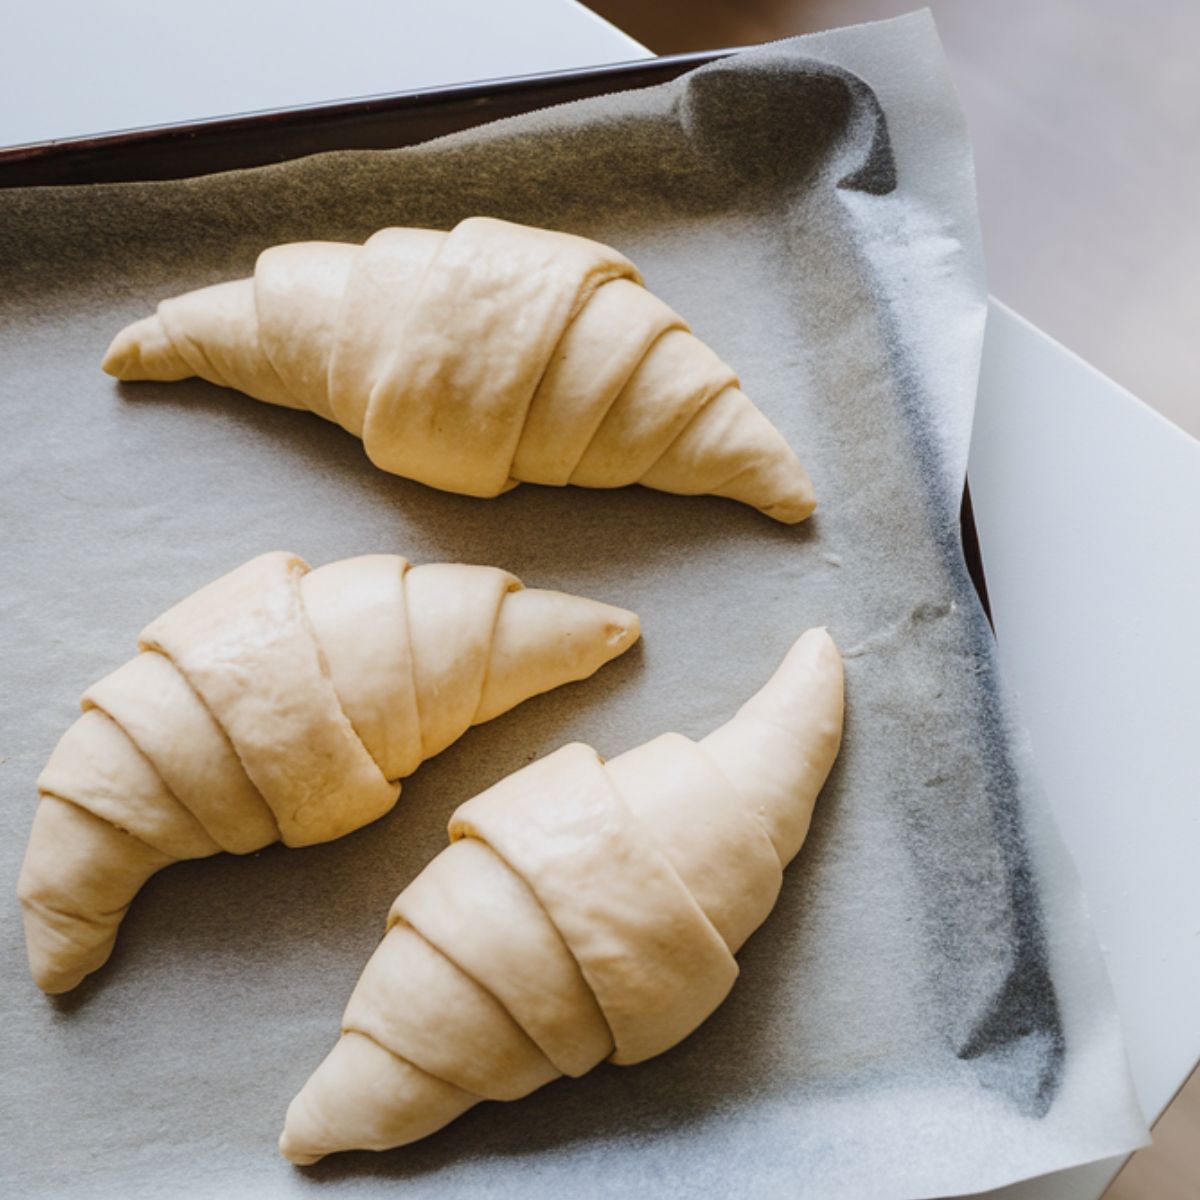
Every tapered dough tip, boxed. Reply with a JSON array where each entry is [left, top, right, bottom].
[[760, 481, 817, 525], [796, 624, 837, 656], [21, 893, 116, 994], [601, 604, 640, 654], [101, 314, 191, 381], [279, 1031, 477, 1164], [18, 793, 172, 994], [776, 626, 843, 694], [100, 317, 152, 378], [749, 452, 817, 524], [753, 625, 844, 728], [722, 624, 843, 748], [475, 589, 640, 725], [25, 942, 89, 996], [278, 1130, 322, 1167]]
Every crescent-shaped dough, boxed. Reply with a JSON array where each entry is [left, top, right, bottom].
[[18, 551, 639, 995], [103, 217, 816, 523], [280, 627, 842, 1162]]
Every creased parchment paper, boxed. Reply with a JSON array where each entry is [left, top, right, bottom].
[[0, 12, 1147, 1199]]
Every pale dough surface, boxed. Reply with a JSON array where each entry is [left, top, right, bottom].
[[280, 627, 843, 1164], [102, 217, 816, 523], [18, 551, 639, 995]]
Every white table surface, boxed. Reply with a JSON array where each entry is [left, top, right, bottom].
[[0, 0, 643, 148], [969, 303, 1200, 1199], [5, 3, 1198, 1198]]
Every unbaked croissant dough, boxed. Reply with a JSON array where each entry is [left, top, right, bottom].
[[280, 627, 842, 1163], [102, 217, 816, 523], [18, 551, 639, 995]]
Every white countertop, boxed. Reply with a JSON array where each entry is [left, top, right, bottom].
[[0, 0, 645, 148], [970, 305, 1200, 1200], [5, 3, 1197, 1198]]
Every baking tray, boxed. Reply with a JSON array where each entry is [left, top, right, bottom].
[[0, 54, 725, 186], [5, 20, 1157, 1195], [0, 50, 990, 617]]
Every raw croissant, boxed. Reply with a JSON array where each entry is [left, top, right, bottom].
[[102, 217, 816, 523], [18, 551, 639, 995], [280, 627, 842, 1163]]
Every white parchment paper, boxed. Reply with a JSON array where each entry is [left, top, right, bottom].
[[0, 13, 1147, 1198]]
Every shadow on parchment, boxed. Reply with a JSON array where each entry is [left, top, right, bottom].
[[113, 376, 817, 578]]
